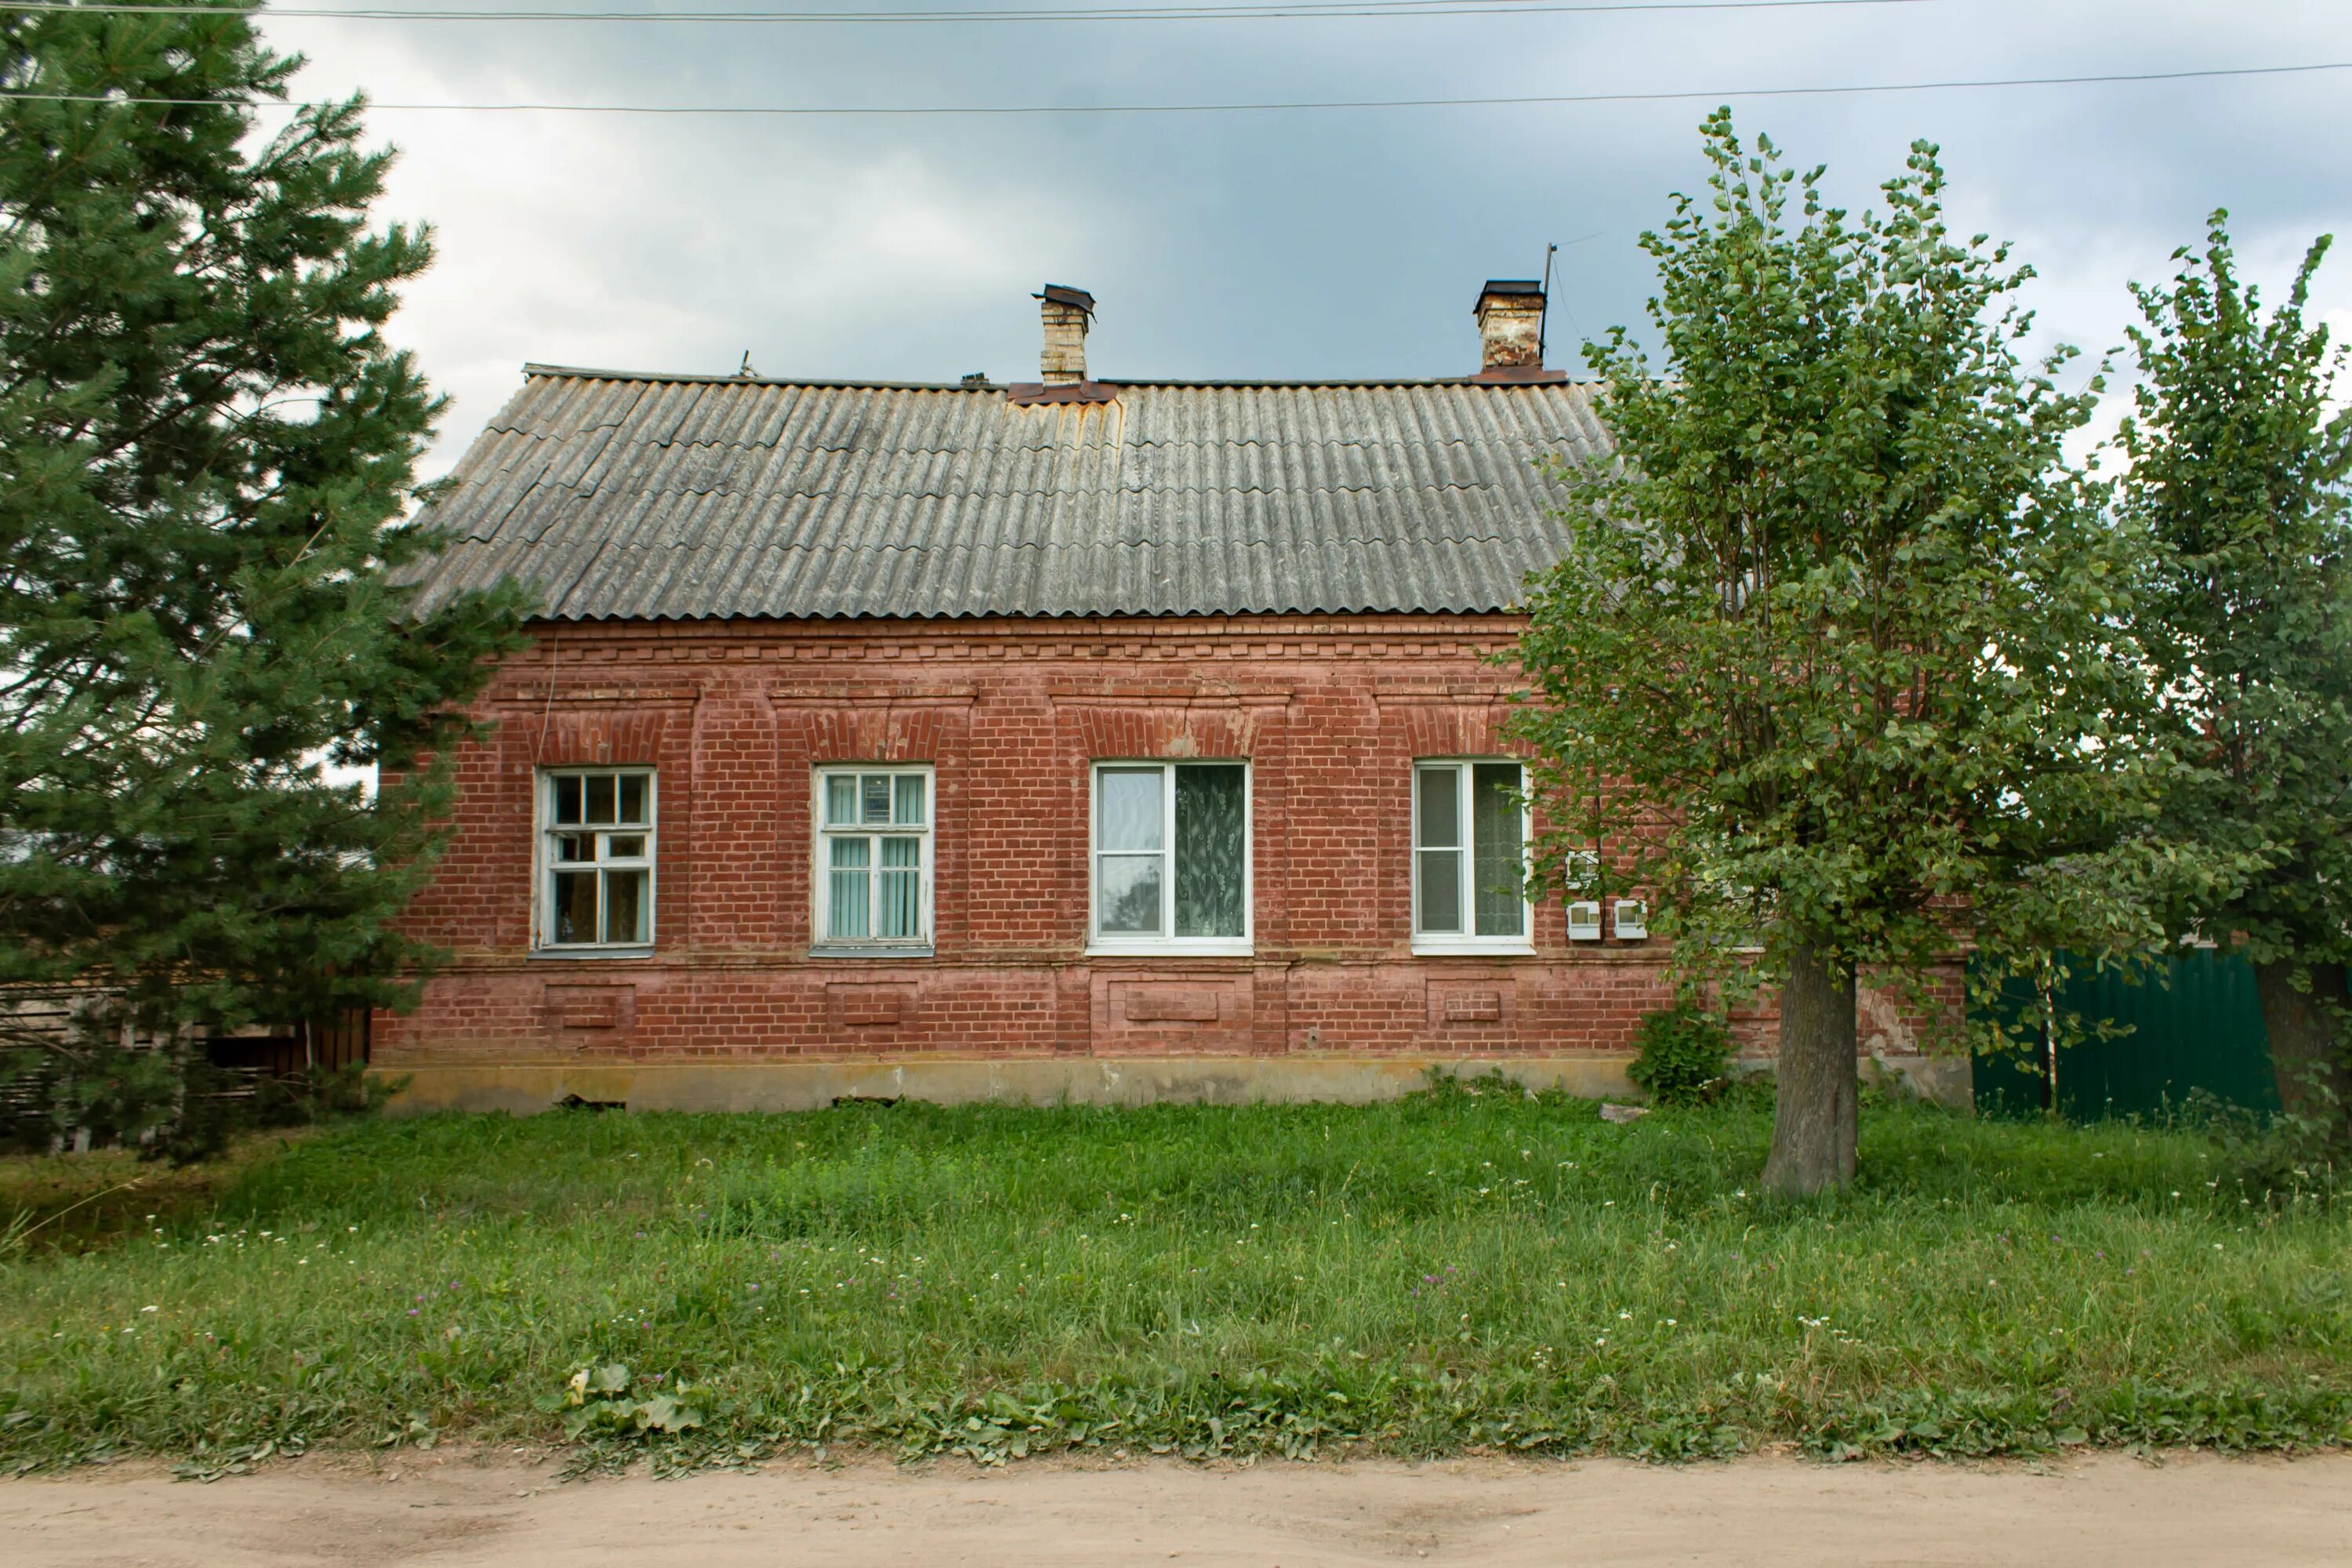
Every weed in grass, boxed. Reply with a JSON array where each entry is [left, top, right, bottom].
[[0, 1091, 2347, 1471]]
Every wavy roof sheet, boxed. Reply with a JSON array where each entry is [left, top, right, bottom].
[[401, 367, 1613, 621]]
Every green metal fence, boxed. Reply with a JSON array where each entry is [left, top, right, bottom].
[[1972, 949, 2278, 1120]]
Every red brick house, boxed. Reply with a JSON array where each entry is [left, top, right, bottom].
[[381, 281, 1961, 1112]]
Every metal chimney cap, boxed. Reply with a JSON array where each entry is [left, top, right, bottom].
[[1036, 284, 1096, 314]]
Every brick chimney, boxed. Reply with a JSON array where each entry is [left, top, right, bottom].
[[1036, 284, 1095, 386], [1473, 279, 1545, 372]]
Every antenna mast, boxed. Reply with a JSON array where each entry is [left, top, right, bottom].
[[1537, 242, 1559, 364]]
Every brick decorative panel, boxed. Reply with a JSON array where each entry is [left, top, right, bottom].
[[1432, 985, 1504, 1026], [1123, 987, 1223, 1024], [827, 983, 913, 1030], [542, 982, 633, 1036], [1094, 975, 1254, 1054]]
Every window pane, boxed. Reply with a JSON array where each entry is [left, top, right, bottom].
[[1096, 853, 1163, 935], [1097, 768, 1163, 852], [1174, 764, 1245, 938], [826, 775, 856, 826], [828, 837, 872, 939], [894, 774, 926, 826], [879, 838, 921, 938], [1472, 763, 1526, 937], [553, 775, 583, 826], [1415, 767, 1460, 850], [1417, 848, 1462, 934], [605, 833, 645, 859], [603, 869, 648, 945], [554, 833, 593, 863], [583, 774, 617, 825], [618, 773, 648, 826], [552, 869, 598, 943], [862, 774, 891, 824]]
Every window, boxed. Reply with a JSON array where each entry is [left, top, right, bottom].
[[814, 767, 932, 951], [539, 768, 655, 950], [1091, 761, 1250, 953], [1412, 760, 1531, 952]]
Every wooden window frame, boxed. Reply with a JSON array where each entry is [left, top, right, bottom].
[[1087, 760, 1254, 958], [1410, 758, 1534, 956], [534, 766, 657, 954], [811, 765, 935, 956]]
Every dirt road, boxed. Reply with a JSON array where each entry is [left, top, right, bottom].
[[6, 1450, 2347, 1566]]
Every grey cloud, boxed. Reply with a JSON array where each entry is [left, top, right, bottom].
[[260, 1, 2352, 469]]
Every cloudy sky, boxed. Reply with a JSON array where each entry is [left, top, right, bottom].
[[241, 0, 2352, 474]]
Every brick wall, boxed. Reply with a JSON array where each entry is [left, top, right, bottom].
[[376, 613, 1951, 1071]]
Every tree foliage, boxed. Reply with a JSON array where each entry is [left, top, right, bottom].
[[1512, 112, 2187, 1192], [2118, 214, 2352, 1136], [0, 2, 526, 1148]]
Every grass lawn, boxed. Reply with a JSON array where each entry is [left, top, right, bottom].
[[3, 1083, 2348, 1472]]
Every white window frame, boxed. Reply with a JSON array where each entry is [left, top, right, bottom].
[[535, 767, 657, 953], [1410, 758, 1534, 956], [811, 765, 935, 955], [1087, 760, 1254, 957]]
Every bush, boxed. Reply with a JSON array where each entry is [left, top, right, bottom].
[[1626, 1003, 1736, 1106]]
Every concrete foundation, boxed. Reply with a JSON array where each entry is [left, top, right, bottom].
[[377, 1051, 1972, 1116]]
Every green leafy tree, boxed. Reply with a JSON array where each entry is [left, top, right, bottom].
[[1513, 113, 2187, 1193], [0, 3, 525, 1149], [2119, 215, 2352, 1140]]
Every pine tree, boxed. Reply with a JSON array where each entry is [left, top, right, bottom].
[[0, 3, 525, 1148]]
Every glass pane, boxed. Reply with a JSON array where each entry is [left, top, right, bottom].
[[553, 775, 583, 826], [894, 774, 926, 826], [583, 774, 616, 825], [617, 773, 648, 826], [552, 869, 597, 944], [1415, 767, 1460, 850], [1416, 848, 1462, 935], [605, 833, 645, 859], [1472, 763, 1526, 938], [829, 837, 872, 939], [879, 838, 921, 938], [1097, 768, 1163, 852], [826, 775, 856, 826], [603, 869, 648, 945], [1096, 853, 1163, 935], [554, 833, 593, 863], [862, 775, 891, 824], [1174, 764, 1245, 938]]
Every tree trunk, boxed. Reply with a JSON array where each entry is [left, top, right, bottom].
[[1762, 938, 1859, 1196], [2254, 959, 2350, 1138]]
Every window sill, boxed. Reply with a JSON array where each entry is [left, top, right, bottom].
[[528, 946, 655, 962], [1410, 941, 1537, 959], [1086, 941, 1255, 960], [808, 943, 935, 961]]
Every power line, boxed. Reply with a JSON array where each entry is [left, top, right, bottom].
[[1, 0, 1951, 24], [4, 58, 2345, 114]]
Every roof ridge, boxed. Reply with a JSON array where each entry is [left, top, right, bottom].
[[519, 363, 1588, 392]]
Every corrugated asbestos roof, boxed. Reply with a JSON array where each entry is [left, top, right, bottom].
[[401, 366, 1613, 622]]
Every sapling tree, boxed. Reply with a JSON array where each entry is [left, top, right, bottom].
[[1514, 112, 2182, 1193], [2119, 216, 2352, 1141], [0, 4, 525, 1149]]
